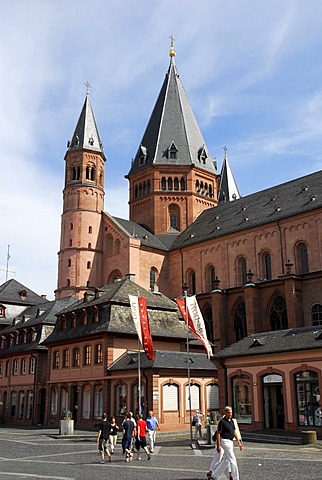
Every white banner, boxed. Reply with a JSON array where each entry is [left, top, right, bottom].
[[129, 294, 143, 346], [186, 295, 213, 359]]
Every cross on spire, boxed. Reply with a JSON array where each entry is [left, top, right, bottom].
[[84, 81, 91, 95], [169, 34, 176, 58], [223, 145, 228, 156]]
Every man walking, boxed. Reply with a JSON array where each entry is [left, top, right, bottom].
[[135, 414, 151, 460], [208, 406, 243, 480], [97, 413, 112, 464], [122, 412, 136, 462], [146, 410, 160, 453]]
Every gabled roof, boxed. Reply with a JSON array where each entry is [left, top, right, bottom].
[[218, 151, 241, 203], [172, 169, 322, 249], [128, 54, 216, 176], [44, 278, 191, 344], [0, 279, 47, 306], [215, 325, 322, 359], [66, 93, 106, 159], [108, 349, 216, 372]]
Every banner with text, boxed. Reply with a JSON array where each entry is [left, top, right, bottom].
[[129, 295, 155, 360]]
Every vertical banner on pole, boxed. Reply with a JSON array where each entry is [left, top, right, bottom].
[[176, 296, 212, 359], [129, 295, 155, 360]]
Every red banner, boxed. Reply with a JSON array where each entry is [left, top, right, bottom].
[[129, 295, 155, 360]]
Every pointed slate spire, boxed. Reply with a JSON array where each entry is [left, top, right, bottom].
[[128, 42, 216, 175], [67, 87, 105, 160], [218, 147, 240, 202]]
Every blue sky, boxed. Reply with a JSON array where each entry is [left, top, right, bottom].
[[1, 0, 322, 299]]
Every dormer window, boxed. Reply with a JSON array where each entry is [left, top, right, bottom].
[[0, 305, 6, 318], [139, 145, 147, 166], [20, 290, 27, 300], [168, 142, 178, 160], [198, 146, 207, 164], [88, 136, 94, 146]]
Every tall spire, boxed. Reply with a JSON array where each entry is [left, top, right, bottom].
[[218, 147, 240, 202], [67, 87, 105, 160], [128, 42, 216, 176]]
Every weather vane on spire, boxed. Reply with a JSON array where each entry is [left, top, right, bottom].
[[84, 81, 91, 95], [169, 34, 176, 58]]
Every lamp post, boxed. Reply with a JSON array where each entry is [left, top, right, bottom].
[[182, 283, 193, 447]]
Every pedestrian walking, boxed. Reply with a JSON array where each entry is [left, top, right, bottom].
[[109, 416, 119, 454], [97, 413, 112, 464], [146, 410, 160, 453], [192, 409, 204, 440], [135, 414, 151, 460], [122, 412, 136, 462], [207, 406, 243, 480]]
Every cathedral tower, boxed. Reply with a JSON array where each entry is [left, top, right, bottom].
[[127, 40, 219, 235], [56, 89, 106, 299]]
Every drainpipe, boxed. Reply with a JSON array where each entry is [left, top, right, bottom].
[[220, 358, 229, 406], [142, 369, 149, 416], [180, 249, 185, 289]]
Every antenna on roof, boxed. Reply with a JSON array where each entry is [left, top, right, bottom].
[[0, 245, 15, 281]]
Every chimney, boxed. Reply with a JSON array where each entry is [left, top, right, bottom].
[[41, 294, 47, 299], [125, 273, 136, 282]]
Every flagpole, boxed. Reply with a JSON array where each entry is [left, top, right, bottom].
[[183, 283, 193, 448], [137, 291, 141, 416]]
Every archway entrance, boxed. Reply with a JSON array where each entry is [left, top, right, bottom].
[[263, 374, 284, 429]]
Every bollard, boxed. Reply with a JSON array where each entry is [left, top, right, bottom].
[[301, 430, 317, 444]]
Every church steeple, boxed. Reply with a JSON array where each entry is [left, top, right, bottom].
[[218, 147, 240, 203], [127, 42, 219, 235], [56, 89, 106, 299]]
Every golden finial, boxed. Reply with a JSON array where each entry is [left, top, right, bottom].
[[84, 81, 91, 95], [169, 34, 176, 57]]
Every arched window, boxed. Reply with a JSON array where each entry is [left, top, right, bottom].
[[21, 358, 27, 375], [202, 302, 214, 344], [174, 177, 179, 190], [18, 390, 25, 419], [261, 251, 272, 280], [139, 183, 142, 196], [134, 185, 138, 198], [187, 270, 196, 295], [86, 166, 90, 180], [168, 204, 180, 231], [147, 180, 151, 193], [295, 371, 320, 426], [206, 265, 216, 291], [82, 385, 91, 419], [163, 383, 179, 411], [50, 387, 58, 416], [150, 267, 158, 290], [131, 383, 146, 415], [87, 261, 91, 269], [26, 390, 33, 420], [90, 167, 95, 181], [115, 384, 127, 415], [94, 385, 104, 419], [69, 239, 72, 246], [67, 259, 71, 267], [296, 242, 309, 274], [60, 387, 69, 417], [237, 257, 247, 285], [180, 177, 186, 191], [233, 298, 247, 341], [232, 375, 252, 421], [186, 383, 200, 410], [312, 304, 322, 326], [206, 383, 219, 411], [114, 239, 121, 255], [88, 226, 92, 234], [161, 177, 166, 190], [270, 293, 288, 330], [167, 177, 173, 190]]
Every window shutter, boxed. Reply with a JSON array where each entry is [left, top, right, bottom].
[[163, 384, 178, 410]]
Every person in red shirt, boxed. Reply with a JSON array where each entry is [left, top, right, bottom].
[[135, 414, 151, 460]]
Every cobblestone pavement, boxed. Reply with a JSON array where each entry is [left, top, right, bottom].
[[0, 428, 321, 480]]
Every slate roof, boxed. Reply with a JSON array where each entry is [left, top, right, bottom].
[[0, 297, 76, 356], [66, 93, 106, 159], [215, 325, 322, 359], [110, 215, 178, 251], [44, 278, 191, 344], [128, 56, 217, 176], [108, 349, 216, 372], [0, 279, 47, 306], [172, 169, 322, 250]]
